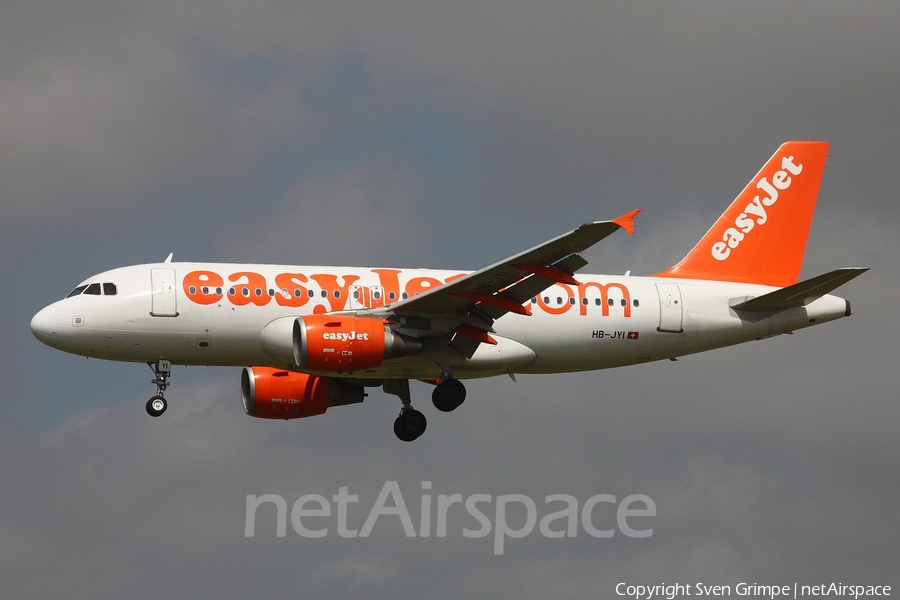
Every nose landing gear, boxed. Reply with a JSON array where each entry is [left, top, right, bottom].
[[146, 395, 167, 417], [146, 360, 171, 417]]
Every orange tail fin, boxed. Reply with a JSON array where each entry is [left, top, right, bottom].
[[655, 141, 829, 287]]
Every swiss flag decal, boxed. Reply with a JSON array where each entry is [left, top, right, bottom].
[[627, 331, 640, 340]]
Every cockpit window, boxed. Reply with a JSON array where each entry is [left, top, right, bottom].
[[64, 282, 118, 298], [66, 285, 89, 298]]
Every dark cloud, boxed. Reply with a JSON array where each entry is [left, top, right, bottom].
[[4, 1, 899, 596], [212, 158, 430, 266]]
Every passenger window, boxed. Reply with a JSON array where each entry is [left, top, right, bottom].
[[66, 285, 88, 298], [84, 283, 102, 295], [103, 283, 117, 295]]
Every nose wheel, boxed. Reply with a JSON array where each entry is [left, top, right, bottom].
[[146, 360, 172, 417], [146, 395, 168, 417]]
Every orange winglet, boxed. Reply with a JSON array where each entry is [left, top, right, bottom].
[[512, 264, 580, 286], [611, 209, 641, 235], [450, 293, 531, 316], [452, 323, 498, 345]]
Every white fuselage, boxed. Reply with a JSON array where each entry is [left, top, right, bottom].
[[30, 262, 850, 380]]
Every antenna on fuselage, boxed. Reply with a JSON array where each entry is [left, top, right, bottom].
[[164, 253, 174, 263]]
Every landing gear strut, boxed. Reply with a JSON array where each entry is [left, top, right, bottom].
[[384, 379, 427, 442], [383, 377, 469, 441], [146, 360, 171, 417]]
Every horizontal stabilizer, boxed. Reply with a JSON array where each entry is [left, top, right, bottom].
[[730, 267, 868, 312]]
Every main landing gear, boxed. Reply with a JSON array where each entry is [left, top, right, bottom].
[[384, 377, 467, 442], [146, 360, 171, 417], [432, 377, 466, 412], [384, 379, 425, 442]]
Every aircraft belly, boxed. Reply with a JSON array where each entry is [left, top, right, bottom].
[[496, 308, 654, 373]]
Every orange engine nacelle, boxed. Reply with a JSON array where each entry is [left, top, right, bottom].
[[297, 315, 417, 373], [241, 366, 364, 420]]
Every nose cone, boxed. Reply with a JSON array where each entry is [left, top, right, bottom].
[[31, 305, 59, 348]]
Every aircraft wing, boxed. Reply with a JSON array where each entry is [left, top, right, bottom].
[[353, 210, 640, 356]]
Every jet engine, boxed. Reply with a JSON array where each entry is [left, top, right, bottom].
[[241, 366, 365, 419], [261, 315, 421, 373]]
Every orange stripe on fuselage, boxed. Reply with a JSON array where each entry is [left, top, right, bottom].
[[182, 268, 636, 319]]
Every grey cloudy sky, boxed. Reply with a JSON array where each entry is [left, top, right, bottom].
[[4, 1, 899, 597]]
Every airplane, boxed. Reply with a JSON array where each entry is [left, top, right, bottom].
[[30, 141, 866, 441]]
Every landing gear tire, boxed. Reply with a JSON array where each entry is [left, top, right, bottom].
[[432, 378, 466, 412], [394, 409, 427, 442], [146, 395, 168, 417], [146, 360, 172, 418]]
